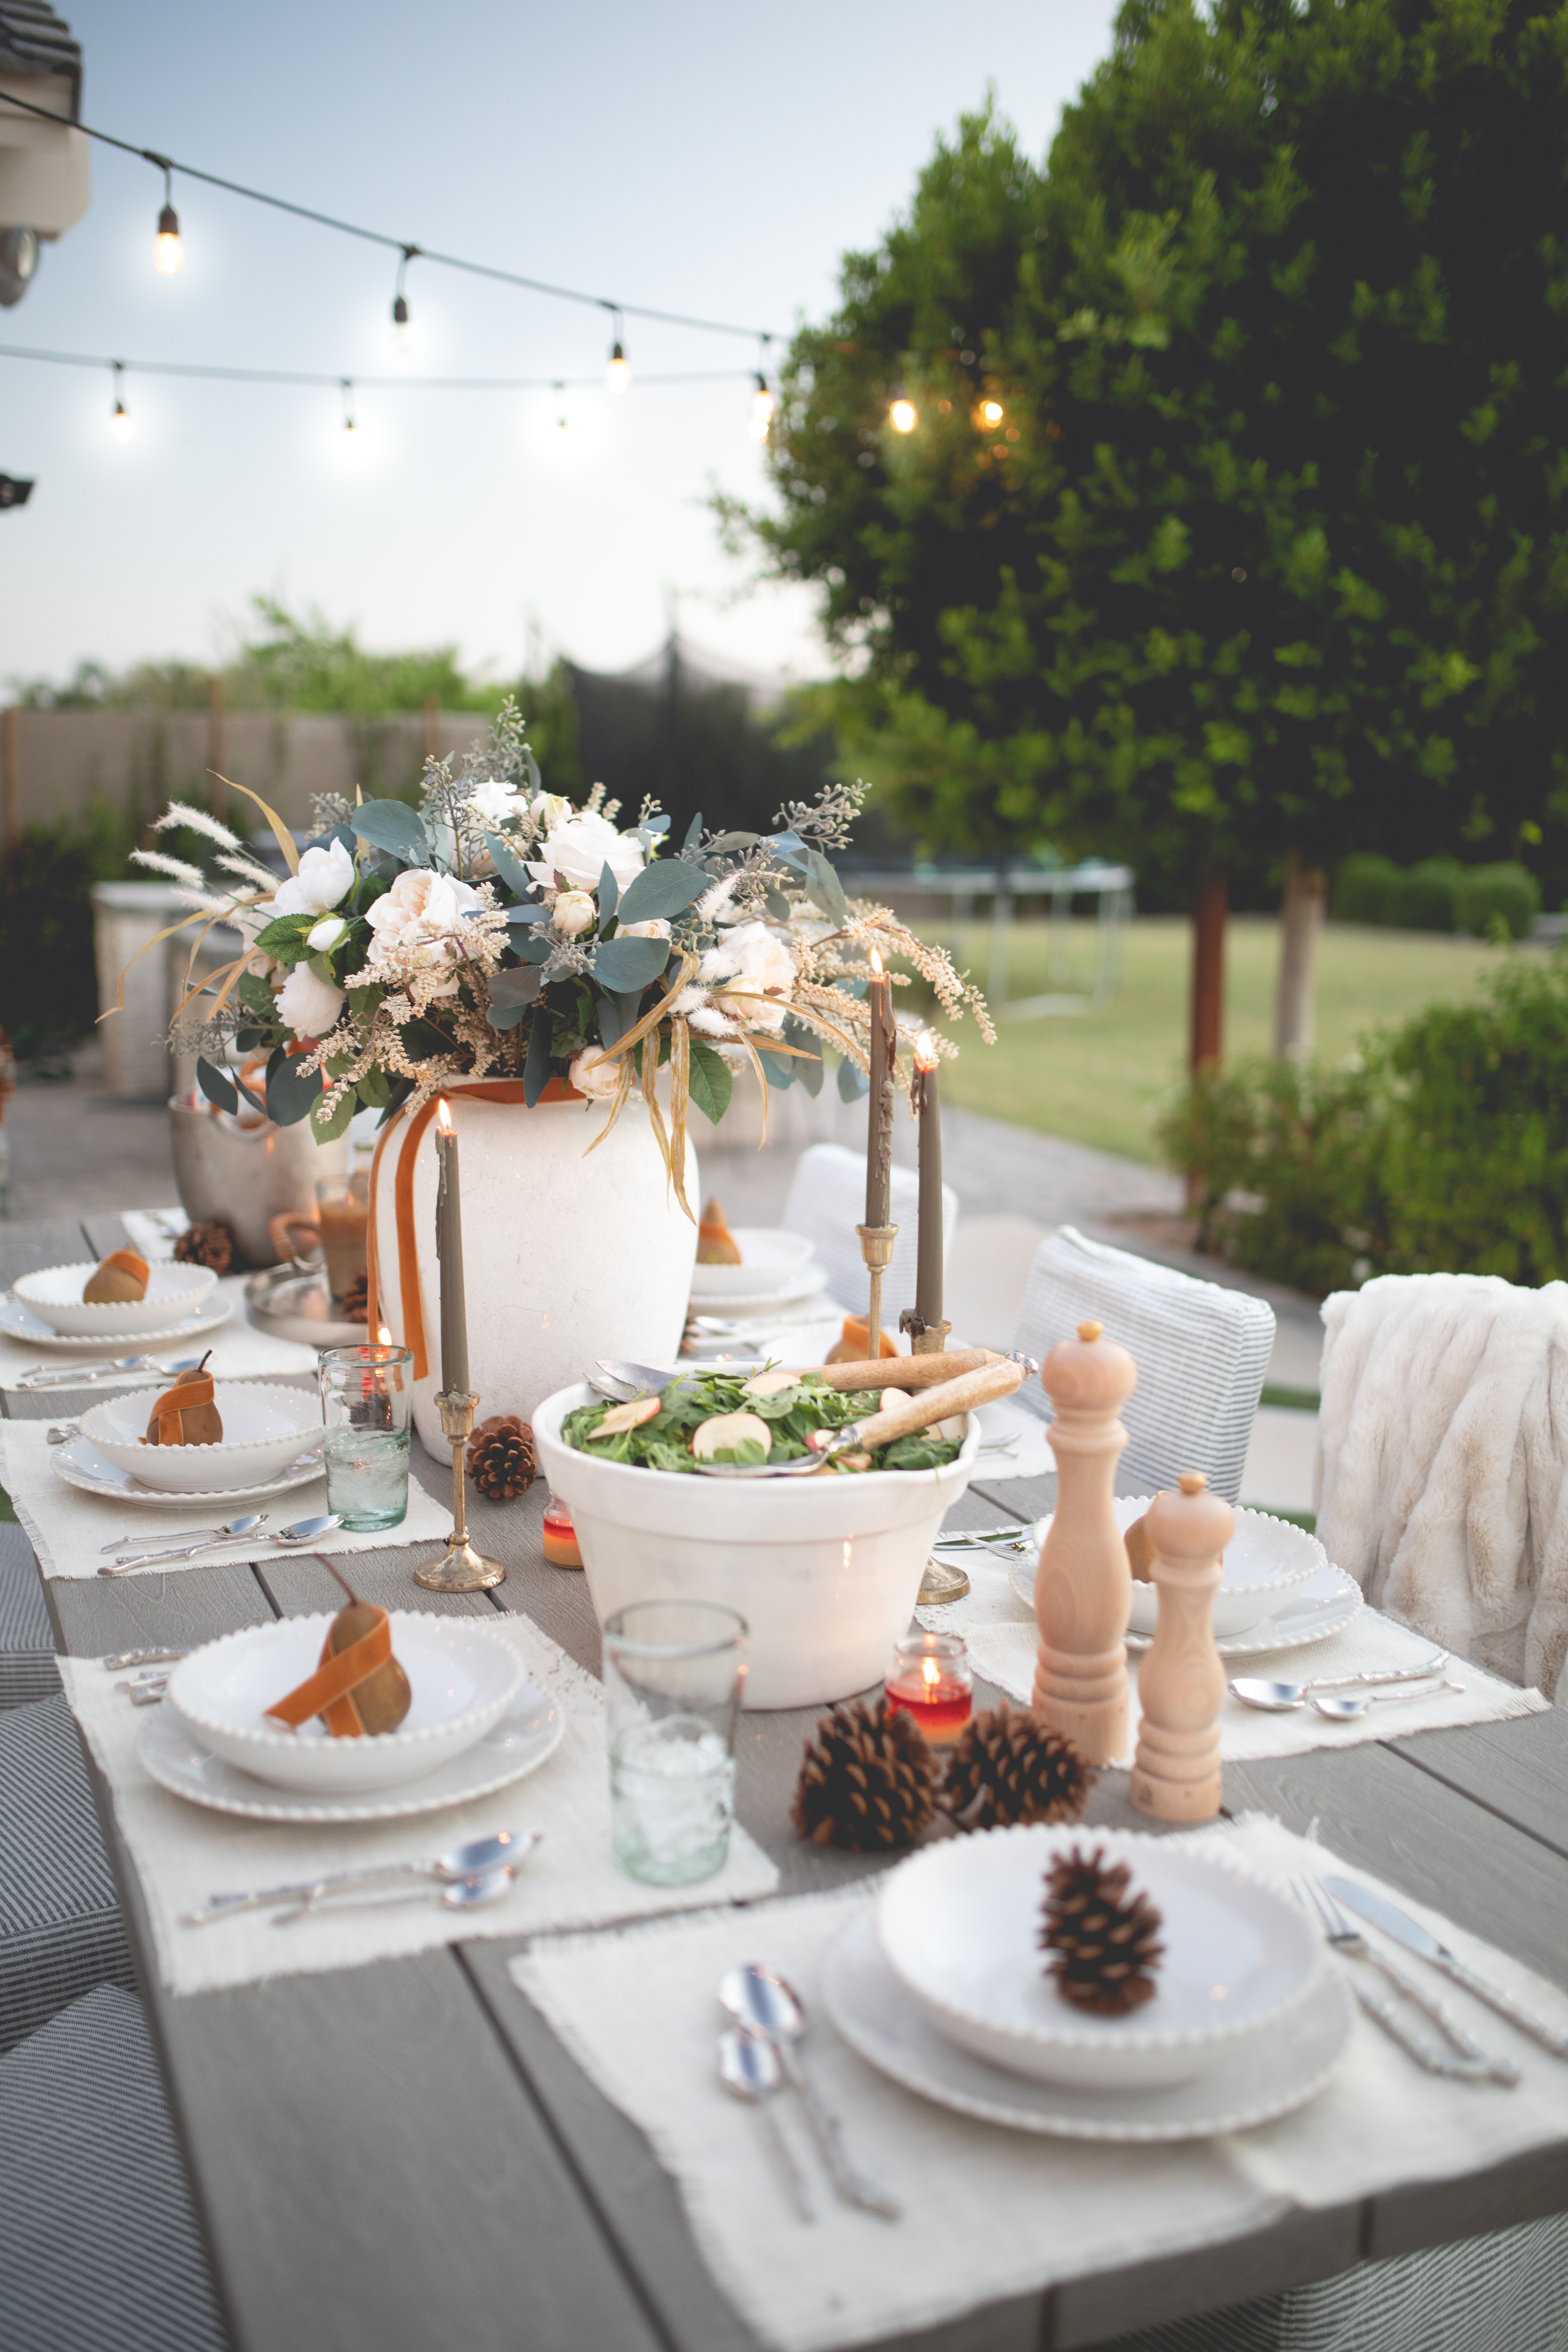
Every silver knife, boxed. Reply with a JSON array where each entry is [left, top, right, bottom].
[[19, 1352, 205, 1390], [1326, 1878, 1568, 2060]]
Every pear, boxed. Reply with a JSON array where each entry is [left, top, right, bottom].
[[145, 1353, 223, 1446], [696, 1197, 743, 1266], [83, 1249, 149, 1304], [1124, 1513, 1153, 1582], [318, 1558, 411, 1735]]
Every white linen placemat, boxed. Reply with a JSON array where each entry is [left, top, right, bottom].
[[510, 1813, 1568, 2352], [0, 1416, 452, 1576], [59, 1612, 778, 1995], [0, 1272, 320, 1393], [968, 1395, 1054, 1482], [916, 1552, 1546, 1762]]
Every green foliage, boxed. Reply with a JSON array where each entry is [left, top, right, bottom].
[[0, 798, 142, 1062], [1335, 854, 1541, 937], [732, 1, 1568, 887], [1161, 952, 1568, 1290]]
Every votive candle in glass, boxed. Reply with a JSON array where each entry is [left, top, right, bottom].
[[885, 1630, 973, 1745]]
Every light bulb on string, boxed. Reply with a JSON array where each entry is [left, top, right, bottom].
[[980, 399, 1004, 426], [109, 363, 132, 444], [889, 393, 917, 434], [606, 312, 630, 394], [749, 371, 775, 443], [151, 160, 183, 275], [391, 244, 417, 350], [340, 378, 357, 439]]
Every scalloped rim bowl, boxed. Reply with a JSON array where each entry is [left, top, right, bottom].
[[876, 1825, 1324, 2091], [1035, 1494, 1328, 1638], [165, 1613, 529, 1792], [14, 1260, 217, 1338], [687, 1227, 816, 1302], [80, 1382, 325, 1494]]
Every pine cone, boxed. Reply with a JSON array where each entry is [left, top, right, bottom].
[[1040, 1844, 1164, 2017], [791, 1697, 936, 1851], [173, 1219, 236, 1275], [466, 1414, 536, 1502], [941, 1704, 1095, 1830], [339, 1271, 369, 1324]]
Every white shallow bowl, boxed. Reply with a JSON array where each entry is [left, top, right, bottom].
[[80, 1382, 324, 1494], [533, 1380, 979, 1710], [687, 1228, 815, 1303], [13, 1260, 217, 1338], [876, 1825, 1323, 2092], [165, 1613, 528, 1793], [1035, 1495, 1326, 1638]]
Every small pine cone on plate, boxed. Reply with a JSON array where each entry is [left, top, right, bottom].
[[465, 1414, 536, 1502], [339, 1271, 369, 1323], [941, 1703, 1094, 1831], [791, 1696, 936, 1851], [1040, 1843, 1164, 2016], [173, 1219, 236, 1276]]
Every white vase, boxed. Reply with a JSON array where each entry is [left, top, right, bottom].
[[369, 1084, 699, 1457]]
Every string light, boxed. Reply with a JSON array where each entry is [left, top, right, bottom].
[[606, 313, 630, 395], [109, 361, 131, 442], [889, 395, 917, 434], [340, 378, 356, 435], [980, 399, 1003, 426], [391, 244, 418, 345], [152, 160, 182, 276], [749, 370, 774, 442]]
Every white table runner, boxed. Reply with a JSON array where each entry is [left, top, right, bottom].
[[0, 1415, 452, 1576], [918, 1550, 1546, 1762], [0, 1272, 322, 1394], [60, 1612, 778, 1996], [511, 1814, 1568, 2352]]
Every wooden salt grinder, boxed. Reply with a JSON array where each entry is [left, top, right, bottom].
[[1129, 1471, 1233, 1822], [1031, 1318, 1137, 1766]]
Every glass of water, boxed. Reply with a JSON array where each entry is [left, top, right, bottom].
[[317, 1344, 413, 1532], [602, 1600, 748, 1886]]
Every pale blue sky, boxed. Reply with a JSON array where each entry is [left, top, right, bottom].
[[3, 0, 1119, 689]]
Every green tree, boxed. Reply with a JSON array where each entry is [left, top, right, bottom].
[[728, 0, 1568, 1061]]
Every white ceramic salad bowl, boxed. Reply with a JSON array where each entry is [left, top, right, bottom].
[[165, 1614, 528, 1793], [533, 1379, 980, 1710], [876, 1825, 1323, 2092], [79, 1382, 325, 1494], [13, 1260, 217, 1338]]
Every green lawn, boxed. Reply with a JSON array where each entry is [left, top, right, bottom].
[[929, 915, 1510, 1164]]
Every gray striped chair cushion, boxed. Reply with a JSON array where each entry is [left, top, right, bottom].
[[0, 1526, 60, 1712], [0, 1693, 133, 2052], [1093, 2208, 1568, 2350], [0, 1984, 228, 2352], [1012, 1226, 1275, 1505]]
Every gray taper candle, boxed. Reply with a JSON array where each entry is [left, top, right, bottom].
[[434, 1099, 471, 1396]]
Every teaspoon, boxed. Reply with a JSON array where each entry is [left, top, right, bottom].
[[185, 1829, 539, 1925], [718, 2028, 815, 2222], [100, 1512, 342, 1575], [271, 1863, 520, 1926], [718, 1964, 900, 2219], [1229, 1654, 1448, 1713], [1312, 1679, 1462, 1720]]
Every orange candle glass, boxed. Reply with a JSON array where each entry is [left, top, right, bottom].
[[885, 1631, 972, 1745], [542, 1496, 582, 1569]]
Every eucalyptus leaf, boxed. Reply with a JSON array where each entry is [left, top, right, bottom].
[[803, 846, 850, 927], [687, 1039, 734, 1125], [763, 887, 791, 922], [523, 1008, 554, 1105], [302, 823, 359, 861], [616, 858, 709, 926], [356, 1066, 392, 1108], [837, 1053, 870, 1102], [488, 965, 545, 1009], [523, 745, 541, 794], [597, 989, 645, 1049], [352, 799, 431, 866], [266, 1051, 324, 1129], [682, 810, 705, 852], [592, 934, 671, 992], [196, 1056, 238, 1115], [504, 901, 549, 925], [756, 1048, 798, 1092], [311, 1085, 357, 1144], [704, 830, 758, 853], [518, 929, 555, 964], [485, 831, 538, 902], [597, 860, 620, 923]]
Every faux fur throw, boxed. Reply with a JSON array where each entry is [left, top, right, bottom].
[[1316, 1273, 1568, 1703]]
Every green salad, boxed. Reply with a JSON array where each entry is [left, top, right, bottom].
[[561, 1367, 964, 1475]]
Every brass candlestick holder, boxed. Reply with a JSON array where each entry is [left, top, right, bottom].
[[415, 1388, 505, 1593], [856, 1222, 898, 1362]]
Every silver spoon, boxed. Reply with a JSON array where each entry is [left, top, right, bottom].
[[102, 1513, 271, 1554], [718, 1964, 900, 2219], [185, 1829, 539, 1926], [271, 1863, 521, 1926], [718, 2027, 815, 2222], [1229, 1654, 1449, 1712], [1312, 1679, 1462, 1720], [100, 1511, 343, 1575]]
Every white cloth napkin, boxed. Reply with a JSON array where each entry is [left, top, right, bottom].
[[916, 1552, 1546, 1763], [0, 1272, 321, 1394], [0, 1416, 452, 1577], [510, 1813, 1568, 2352], [59, 1613, 778, 1996]]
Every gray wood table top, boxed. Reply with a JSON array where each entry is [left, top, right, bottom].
[[3, 1214, 1566, 2352]]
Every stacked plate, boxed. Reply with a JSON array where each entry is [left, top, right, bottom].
[[142, 1613, 564, 1824], [824, 1824, 1353, 2140], [54, 1382, 329, 1510], [683, 1227, 841, 1363], [4, 1260, 233, 1351]]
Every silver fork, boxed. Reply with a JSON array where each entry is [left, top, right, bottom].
[[1293, 1876, 1519, 2085]]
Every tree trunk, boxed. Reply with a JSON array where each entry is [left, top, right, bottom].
[[1273, 851, 1327, 1061], [1189, 872, 1227, 1073]]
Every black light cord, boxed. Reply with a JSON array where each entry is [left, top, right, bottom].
[[0, 338, 756, 393]]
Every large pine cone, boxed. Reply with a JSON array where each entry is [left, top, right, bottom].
[[174, 1219, 236, 1275], [941, 1704, 1094, 1831], [466, 1415, 536, 1503], [1040, 1844, 1164, 2016], [791, 1697, 936, 1851]]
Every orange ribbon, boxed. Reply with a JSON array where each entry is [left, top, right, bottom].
[[264, 1610, 394, 1740], [364, 1077, 582, 1381], [99, 1247, 150, 1291], [148, 1367, 215, 1446]]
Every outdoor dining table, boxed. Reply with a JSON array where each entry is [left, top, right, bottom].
[[4, 1207, 1567, 2352]]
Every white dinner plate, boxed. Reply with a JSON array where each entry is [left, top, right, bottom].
[[50, 1433, 329, 1511], [823, 1910, 1353, 2142], [138, 1675, 565, 1822], [688, 1228, 815, 1303], [1008, 1552, 1364, 1658], [685, 1267, 835, 1319], [0, 1289, 236, 1351]]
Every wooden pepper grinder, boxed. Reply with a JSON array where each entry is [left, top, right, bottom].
[[1031, 1318, 1137, 1765], [1129, 1471, 1233, 1822]]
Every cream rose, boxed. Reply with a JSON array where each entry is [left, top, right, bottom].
[[470, 777, 530, 828], [526, 809, 645, 895], [568, 1046, 625, 1099], [275, 962, 346, 1038], [272, 837, 354, 918], [364, 867, 482, 957], [616, 917, 671, 942], [552, 890, 596, 937]]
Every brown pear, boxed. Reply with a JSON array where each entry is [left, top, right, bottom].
[[1124, 1513, 1153, 1582], [696, 1197, 743, 1266], [84, 1249, 150, 1304], [145, 1353, 223, 1446], [319, 1560, 412, 1734]]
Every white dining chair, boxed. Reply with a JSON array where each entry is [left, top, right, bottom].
[[780, 1143, 959, 1332], [1010, 1226, 1274, 1505]]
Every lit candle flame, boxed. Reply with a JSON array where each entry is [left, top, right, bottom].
[[869, 946, 884, 976], [922, 1654, 940, 1690], [436, 1098, 454, 1136], [378, 1325, 392, 1346], [914, 1029, 939, 1072]]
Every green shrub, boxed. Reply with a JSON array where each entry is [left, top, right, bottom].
[[1159, 952, 1568, 1292], [1452, 863, 1541, 941], [1331, 855, 1540, 939], [1332, 854, 1407, 928]]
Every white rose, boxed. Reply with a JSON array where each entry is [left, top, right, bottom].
[[723, 920, 797, 999], [470, 778, 530, 827], [272, 837, 354, 918], [526, 809, 645, 895], [530, 791, 573, 834], [275, 962, 346, 1037], [568, 1046, 625, 1099], [364, 867, 482, 953], [552, 890, 596, 937], [710, 975, 786, 1034], [617, 918, 670, 941], [306, 914, 348, 953]]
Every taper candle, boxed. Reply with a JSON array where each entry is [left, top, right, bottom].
[[433, 1098, 470, 1396], [864, 946, 896, 1229], [913, 1029, 943, 1331]]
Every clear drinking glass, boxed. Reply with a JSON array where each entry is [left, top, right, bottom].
[[602, 1600, 747, 1886], [315, 1171, 370, 1303], [318, 1343, 413, 1532]]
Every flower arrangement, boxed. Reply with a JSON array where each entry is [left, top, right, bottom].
[[135, 700, 993, 1215]]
